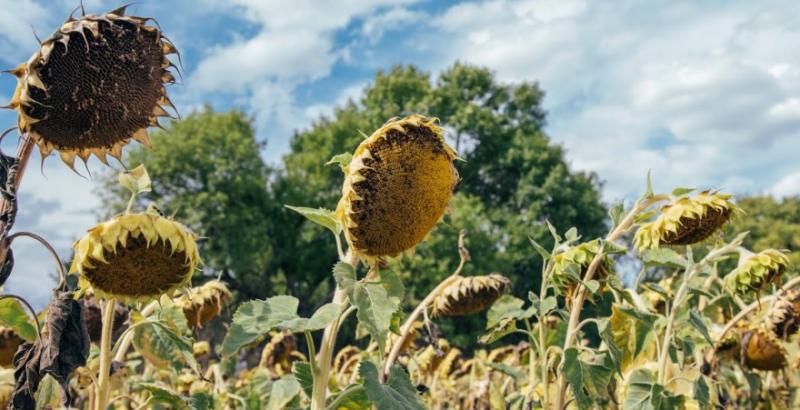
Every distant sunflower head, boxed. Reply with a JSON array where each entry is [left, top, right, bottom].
[[634, 191, 741, 250], [551, 239, 616, 295], [431, 274, 510, 318], [725, 249, 790, 297], [0, 326, 24, 367], [176, 280, 231, 329], [740, 328, 786, 371], [70, 212, 200, 304], [337, 115, 458, 266], [259, 330, 306, 377], [4, 5, 178, 169]]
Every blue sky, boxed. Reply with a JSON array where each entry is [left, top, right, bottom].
[[1, 0, 799, 307]]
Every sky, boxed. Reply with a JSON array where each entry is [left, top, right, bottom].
[[0, 0, 798, 307]]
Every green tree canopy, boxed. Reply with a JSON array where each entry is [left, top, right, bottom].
[[730, 196, 800, 267]]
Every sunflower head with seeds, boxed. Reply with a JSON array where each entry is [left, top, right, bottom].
[[725, 249, 790, 297], [337, 115, 459, 267], [634, 191, 741, 250], [176, 280, 231, 329], [431, 274, 511, 318], [4, 5, 178, 169], [70, 166, 200, 304]]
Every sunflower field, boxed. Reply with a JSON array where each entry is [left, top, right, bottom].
[[0, 5, 798, 410]]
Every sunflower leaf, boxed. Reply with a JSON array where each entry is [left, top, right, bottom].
[[285, 205, 341, 235], [0, 297, 37, 342], [360, 361, 426, 410], [266, 375, 301, 410]]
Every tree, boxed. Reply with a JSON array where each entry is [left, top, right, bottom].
[[729, 196, 800, 267], [97, 107, 275, 299]]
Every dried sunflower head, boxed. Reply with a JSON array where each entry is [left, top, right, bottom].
[[176, 280, 231, 329], [634, 191, 741, 250], [70, 211, 200, 304], [550, 239, 618, 294], [431, 274, 511, 318], [725, 249, 790, 297], [0, 327, 23, 367], [337, 115, 458, 266], [740, 329, 786, 371], [259, 330, 305, 377], [4, 5, 178, 169]]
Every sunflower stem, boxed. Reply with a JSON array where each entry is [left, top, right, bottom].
[[311, 251, 357, 410], [96, 297, 117, 410]]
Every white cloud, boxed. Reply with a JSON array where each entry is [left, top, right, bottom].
[[431, 0, 800, 200], [362, 7, 425, 43], [771, 171, 800, 198]]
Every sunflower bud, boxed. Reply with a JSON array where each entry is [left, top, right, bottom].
[[431, 274, 511, 318], [70, 212, 200, 304], [634, 191, 740, 250], [724, 249, 789, 297], [550, 239, 617, 295], [337, 115, 458, 266], [5, 6, 179, 169]]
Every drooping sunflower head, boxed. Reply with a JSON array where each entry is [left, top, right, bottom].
[[431, 274, 511, 318], [634, 191, 741, 250], [4, 5, 178, 169], [337, 115, 458, 266], [175, 280, 231, 329], [0, 326, 24, 367], [725, 249, 790, 297], [550, 239, 617, 295], [259, 330, 306, 377], [762, 290, 800, 339], [70, 212, 200, 304], [740, 328, 786, 371]]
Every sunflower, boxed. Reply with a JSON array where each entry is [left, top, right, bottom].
[[634, 191, 741, 250], [175, 280, 231, 329], [337, 115, 459, 266], [431, 274, 511, 318], [740, 329, 786, 371], [3, 5, 178, 169], [724, 249, 790, 297], [70, 212, 199, 304]]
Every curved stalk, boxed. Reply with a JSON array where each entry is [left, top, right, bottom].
[[95, 298, 117, 410], [382, 230, 469, 380], [5, 231, 66, 287]]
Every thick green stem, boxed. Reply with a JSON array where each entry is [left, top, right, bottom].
[[95, 298, 117, 410]]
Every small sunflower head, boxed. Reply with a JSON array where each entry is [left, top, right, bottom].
[[634, 191, 741, 250], [431, 274, 511, 318], [4, 6, 178, 169], [337, 115, 459, 266], [0, 326, 24, 367], [550, 239, 616, 295], [259, 330, 306, 377], [176, 280, 231, 329], [763, 290, 800, 339], [724, 249, 790, 297], [70, 212, 200, 304]]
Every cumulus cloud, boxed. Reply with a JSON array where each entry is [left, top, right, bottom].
[[771, 172, 800, 198]]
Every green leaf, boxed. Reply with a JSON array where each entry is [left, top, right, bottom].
[[609, 202, 625, 229], [188, 392, 212, 410], [562, 348, 613, 410], [640, 248, 688, 268], [302, 303, 343, 331], [326, 152, 353, 172], [348, 279, 399, 352], [0, 298, 37, 342], [546, 220, 561, 243], [333, 385, 371, 409], [266, 375, 301, 410], [141, 383, 190, 409], [671, 187, 694, 197], [565, 227, 579, 243], [529, 237, 551, 260], [693, 376, 710, 408], [333, 262, 357, 291], [220, 296, 301, 356], [688, 309, 713, 345], [34, 374, 63, 410], [623, 369, 685, 410], [360, 362, 426, 410], [643, 170, 654, 199], [609, 305, 658, 372], [285, 205, 341, 235], [597, 318, 623, 374], [133, 319, 199, 372], [380, 269, 405, 305], [486, 295, 524, 328], [118, 164, 152, 195], [540, 296, 558, 316], [584, 280, 600, 294], [292, 362, 313, 398], [479, 317, 518, 344]]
